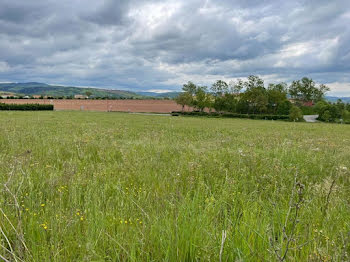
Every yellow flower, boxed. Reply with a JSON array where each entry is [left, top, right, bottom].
[[41, 204, 45, 207]]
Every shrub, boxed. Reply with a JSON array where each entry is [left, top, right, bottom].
[[341, 110, 350, 122], [171, 111, 290, 121], [289, 106, 304, 122], [300, 106, 316, 115], [0, 103, 54, 111]]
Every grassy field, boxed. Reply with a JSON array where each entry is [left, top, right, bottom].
[[0, 111, 349, 261]]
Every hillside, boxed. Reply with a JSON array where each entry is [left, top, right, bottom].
[[325, 96, 350, 103], [136, 91, 181, 98], [0, 82, 144, 98]]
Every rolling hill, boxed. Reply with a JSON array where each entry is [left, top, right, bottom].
[[325, 96, 350, 103], [0, 82, 144, 99], [136, 91, 180, 98]]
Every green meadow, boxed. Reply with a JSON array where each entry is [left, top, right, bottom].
[[0, 111, 349, 261]]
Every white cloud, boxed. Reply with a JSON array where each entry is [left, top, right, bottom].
[[0, 61, 10, 72], [327, 82, 350, 96], [0, 0, 349, 95]]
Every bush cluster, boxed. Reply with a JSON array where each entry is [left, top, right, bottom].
[[315, 100, 350, 122], [0, 103, 54, 111], [172, 111, 289, 120], [174, 76, 330, 117]]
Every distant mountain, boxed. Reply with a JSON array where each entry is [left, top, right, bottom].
[[136, 91, 180, 98], [0, 82, 144, 99], [325, 96, 350, 103]]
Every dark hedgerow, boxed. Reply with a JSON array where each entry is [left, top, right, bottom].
[[171, 111, 290, 121], [0, 103, 54, 111]]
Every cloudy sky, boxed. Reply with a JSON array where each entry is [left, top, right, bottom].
[[0, 0, 350, 95]]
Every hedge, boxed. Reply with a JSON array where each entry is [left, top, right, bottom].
[[0, 103, 54, 111], [171, 111, 289, 120]]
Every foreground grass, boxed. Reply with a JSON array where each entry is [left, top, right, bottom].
[[0, 111, 349, 261]]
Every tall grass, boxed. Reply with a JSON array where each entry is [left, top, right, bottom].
[[0, 111, 349, 261]]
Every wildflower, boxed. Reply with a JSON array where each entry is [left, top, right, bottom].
[[80, 216, 84, 221], [340, 166, 348, 171], [41, 204, 45, 207]]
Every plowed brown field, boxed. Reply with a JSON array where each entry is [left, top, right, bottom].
[[1, 99, 193, 113]]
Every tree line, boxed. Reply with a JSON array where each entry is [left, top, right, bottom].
[[175, 76, 331, 115]]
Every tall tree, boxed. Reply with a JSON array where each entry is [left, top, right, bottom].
[[211, 80, 229, 112], [174, 92, 192, 112], [242, 76, 268, 114], [194, 86, 209, 112], [289, 77, 330, 103], [229, 79, 244, 94], [182, 81, 197, 96], [267, 83, 288, 114], [211, 80, 229, 97]]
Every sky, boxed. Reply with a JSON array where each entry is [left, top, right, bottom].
[[0, 0, 350, 96]]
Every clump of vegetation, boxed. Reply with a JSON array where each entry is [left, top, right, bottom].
[[0, 111, 349, 261], [315, 100, 350, 123], [0, 103, 53, 110], [289, 106, 304, 122], [174, 76, 332, 121]]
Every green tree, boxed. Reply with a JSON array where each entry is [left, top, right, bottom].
[[85, 91, 92, 98], [267, 83, 288, 114], [229, 79, 244, 94], [210, 80, 229, 112], [193, 86, 209, 112], [211, 80, 229, 97], [182, 81, 197, 96], [174, 92, 192, 112], [242, 76, 268, 114], [289, 77, 330, 103], [276, 100, 292, 115]]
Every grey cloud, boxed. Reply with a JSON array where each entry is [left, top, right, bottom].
[[0, 0, 349, 94]]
